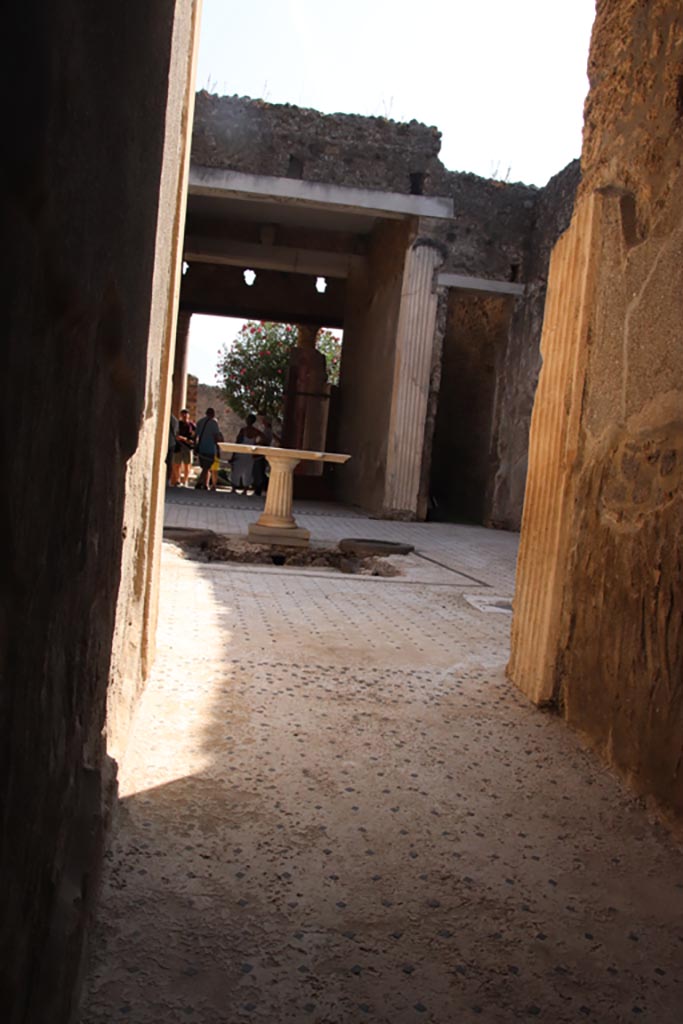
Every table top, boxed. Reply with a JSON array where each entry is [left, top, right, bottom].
[[218, 442, 350, 464]]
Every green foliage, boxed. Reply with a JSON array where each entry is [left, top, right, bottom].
[[316, 329, 342, 387], [217, 321, 342, 419]]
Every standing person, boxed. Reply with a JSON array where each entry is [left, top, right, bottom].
[[171, 408, 195, 487], [165, 412, 178, 485], [194, 407, 222, 490], [257, 414, 276, 446], [252, 414, 273, 496], [231, 413, 262, 494], [209, 451, 221, 491]]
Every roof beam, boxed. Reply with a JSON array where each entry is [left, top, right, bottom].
[[437, 272, 525, 296], [189, 165, 454, 221], [184, 236, 366, 279]]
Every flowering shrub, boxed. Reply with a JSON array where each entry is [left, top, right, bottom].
[[217, 321, 342, 419], [316, 329, 342, 388]]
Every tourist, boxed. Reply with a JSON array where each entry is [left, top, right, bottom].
[[209, 451, 221, 491], [194, 407, 223, 490], [171, 408, 195, 487], [165, 412, 178, 485], [252, 414, 274, 495], [232, 413, 262, 494]]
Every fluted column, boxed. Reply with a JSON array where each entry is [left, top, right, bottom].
[[509, 194, 601, 704], [256, 453, 300, 528], [383, 240, 443, 517]]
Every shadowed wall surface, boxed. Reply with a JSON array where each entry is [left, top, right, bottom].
[[0, 2, 199, 1020], [511, 0, 683, 819], [430, 292, 512, 524]]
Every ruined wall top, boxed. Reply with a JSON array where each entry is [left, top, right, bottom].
[[191, 92, 577, 282], [580, 0, 683, 229], [192, 92, 443, 195]]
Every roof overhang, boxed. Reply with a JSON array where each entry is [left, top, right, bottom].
[[188, 165, 454, 222]]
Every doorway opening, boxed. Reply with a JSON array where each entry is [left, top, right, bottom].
[[429, 290, 513, 524], [175, 310, 344, 499]]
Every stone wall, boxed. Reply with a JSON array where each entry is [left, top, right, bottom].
[[0, 3, 199, 1020], [191, 92, 539, 284], [510, 0, 683, 819], [186, 373, 199, 422], [423, 174, 537, 279], [196, 383, 243, 441], [192, 92, 442, 194]]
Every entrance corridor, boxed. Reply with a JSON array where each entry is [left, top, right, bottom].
[[82, 495, 683, 1023]]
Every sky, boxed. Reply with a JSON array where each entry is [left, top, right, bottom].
[[187, 0, 596, 384]]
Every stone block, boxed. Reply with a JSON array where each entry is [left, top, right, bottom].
[[247, 523, 310, 548]]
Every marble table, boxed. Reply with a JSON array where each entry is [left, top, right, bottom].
[[218, 443, 351, 546]]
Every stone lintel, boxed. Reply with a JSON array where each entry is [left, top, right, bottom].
[[184, 236, 366, 279], [189, 165, 454, 221], [437, 272, 525, 296]]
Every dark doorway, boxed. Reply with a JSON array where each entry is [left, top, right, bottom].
[[429, 290, 512, 523]]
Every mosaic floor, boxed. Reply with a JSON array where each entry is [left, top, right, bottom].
[[81, 495, 683, 1023]]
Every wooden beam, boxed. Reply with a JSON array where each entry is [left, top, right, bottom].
[[437, 272, 525, 296], [184, 235, 366, 279]]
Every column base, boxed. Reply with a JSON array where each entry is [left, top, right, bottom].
[[248, 523, 311, 548]]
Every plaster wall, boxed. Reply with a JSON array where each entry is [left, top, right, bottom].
[[488, 161, 580, 529], [430, 292, 512, 523], [335, 219, 413, 510], [107, 2, 200, 763], [511, 0, 683, 818], [0, 2, 199, 1019]]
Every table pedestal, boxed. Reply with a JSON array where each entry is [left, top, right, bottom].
[[248, 451, 310, 547], [247, 522, 311, 546], [217, 442, 350, 548]]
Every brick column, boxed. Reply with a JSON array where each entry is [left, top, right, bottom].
[[171, 310, 191, 413]]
